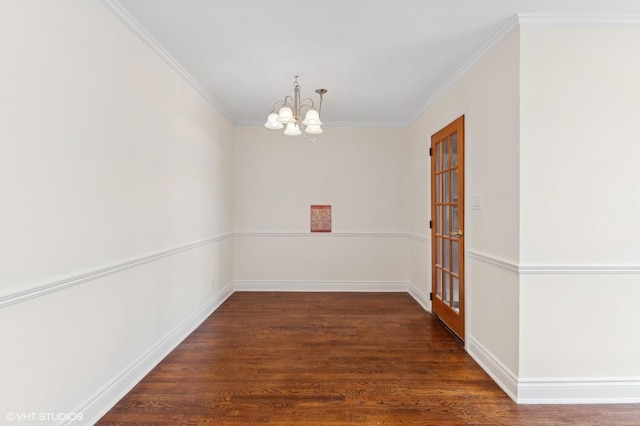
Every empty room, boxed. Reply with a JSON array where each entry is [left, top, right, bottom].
[[1, 0, 640, 424]]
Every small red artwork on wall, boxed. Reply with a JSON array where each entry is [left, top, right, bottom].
[[310, 205, 331, 232]]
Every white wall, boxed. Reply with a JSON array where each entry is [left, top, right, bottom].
[[233, 126, 410, 291], [0, 1, 234, 423], [407, 29, 522, 384], [409, 21, 640, 403], [519, 25, 640, 391], [233, 126, 408, 233], [3, 4, 639, 421]]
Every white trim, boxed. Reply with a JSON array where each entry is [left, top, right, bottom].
[[233, 280, 410, 293], [468, 250, 520, 273], [234, 279, 433, 312], [234, 231, 409, 238], [409, 12, 640, 126], [0, 233, 233, 309], [409, 15, 520, 125], [321, 121, 407, 128], [468, 336, 640, 404], [235, 120, 407, 128], [467, 335, 519, 402], [2, 232, 425, 309], [517, 377, 640, 404], [98, 0, 234, 122], [407, 233, 429, 243], [96, 5, 640, 129], [468, 250, 640, 275], [408, 283, 431, 312], [70, 282, 432, 425], [519, 264, 640, 275], [71, 283, 235, 426], [518, 13, 640, 27]]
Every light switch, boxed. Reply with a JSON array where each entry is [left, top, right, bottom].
[[472, 195, 482, 211]]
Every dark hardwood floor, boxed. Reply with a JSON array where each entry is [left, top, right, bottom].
[[97, 292, 640, 425]]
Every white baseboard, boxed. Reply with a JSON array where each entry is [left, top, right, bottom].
[[517, 378, 640, 404], [71, 283, 235, 426], [72, 280, 414, 425], [467, 335, 519, 402], [468, 335, 640, 404], [65, 278, 638, 423], [233, 280, 411, 292], [407, 283, 431, 312]]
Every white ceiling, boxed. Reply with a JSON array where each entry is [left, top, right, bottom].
[[108, 0, 640, 126]]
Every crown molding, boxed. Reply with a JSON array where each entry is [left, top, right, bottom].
[[409, 12, 640, 126], [92, 6, 640, 130], [235, 120, 408, 128], [321, 121, 408, 128], [409, 14, 520, 125], [98, 0, 235, 122], [518, 12, 640, 27]]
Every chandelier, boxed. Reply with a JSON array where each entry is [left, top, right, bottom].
[[264, 76, 327, 141]]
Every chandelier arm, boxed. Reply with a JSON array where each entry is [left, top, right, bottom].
[[271, 100, 285, 112], [299, 98, 316, 110], [316, 89, 326, 115]]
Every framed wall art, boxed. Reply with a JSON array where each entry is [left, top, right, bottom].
[[310, 205, 331, 232]]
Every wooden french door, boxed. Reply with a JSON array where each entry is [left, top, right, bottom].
[[431, 115, 465, 341]]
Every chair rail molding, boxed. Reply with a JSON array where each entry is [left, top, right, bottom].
[[0, 233, 234, 309], [468, 250, 640, 275]]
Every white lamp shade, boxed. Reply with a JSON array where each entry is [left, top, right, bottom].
[[302, 109, 322, 126], [277, 106, 295, 124], [284, 122, 302, 136], [264, 113, 284, 129], [305, 125, 323, 135]]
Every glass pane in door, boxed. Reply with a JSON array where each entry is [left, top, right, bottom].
[[452, 276, 459, 312], [443, 238, 450, 272], [452, 205, 458, 231], [444, 270, 450, 305], [443, 137, 449, 169], [451, 133, 458, 166], [452, 170, 458, 202], [452, 241, 459, 272], [444, 172, 449, 204]]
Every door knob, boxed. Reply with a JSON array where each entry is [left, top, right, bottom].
[[450, 229, 463, 237]]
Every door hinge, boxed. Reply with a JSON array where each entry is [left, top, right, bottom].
[[429, 292, 433, 301], [429, 147, 433, 156], [429, 220, 433, 229]]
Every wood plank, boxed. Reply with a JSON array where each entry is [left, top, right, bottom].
[[97, 292, 640, 425]]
